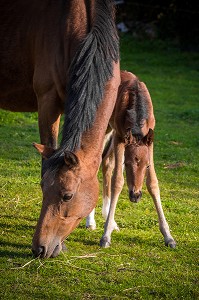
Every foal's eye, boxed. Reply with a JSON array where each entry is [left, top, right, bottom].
[[62, 193, 73, 201], [146, 165, 150, 169]]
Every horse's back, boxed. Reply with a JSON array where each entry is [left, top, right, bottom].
[[0, 0, 88, 112]]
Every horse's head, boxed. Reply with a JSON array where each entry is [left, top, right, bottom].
[[32, 144, 99, 258], [124, 129, 154, 203]]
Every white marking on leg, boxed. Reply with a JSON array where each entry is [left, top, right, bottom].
[[153, 193, 175, 246], [102, 196, 111, 220], [86, 209, 96, 230], [146, 166, 176, 247]]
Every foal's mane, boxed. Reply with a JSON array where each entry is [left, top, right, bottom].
[[125, 78, 149, 139], [61, 0, 119, 152]]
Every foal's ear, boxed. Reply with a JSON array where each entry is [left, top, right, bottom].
[[143, 128, 154, 146], [64, 151, 79, 169], [33, 143, 55, 159]]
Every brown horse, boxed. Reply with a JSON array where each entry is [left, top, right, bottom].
[[0, 1, 120, 258], [86, 71, 176, 248]]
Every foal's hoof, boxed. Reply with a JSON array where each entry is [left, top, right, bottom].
[[113, 221, 120, 232], [165, 239, 176, 248], [100, 237, 111, 248]]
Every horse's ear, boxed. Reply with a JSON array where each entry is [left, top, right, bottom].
[[33, 143, 55, 159], [64, 151, 79, 169], [143, 128, 154, 146]]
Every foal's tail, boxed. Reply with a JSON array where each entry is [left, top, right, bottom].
[[61, 0, 119, 152], [102, 129, 114, 160]]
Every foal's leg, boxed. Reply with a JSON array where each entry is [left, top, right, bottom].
[[86, 208, 96, 230], [100, 138, 124, 248], [86, 153, 115, 230], [102, 148, 115, 221], [86, 130, 114, 230], [146, 143, 176, 248]]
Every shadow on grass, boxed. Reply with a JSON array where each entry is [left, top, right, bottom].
[[68, 229, 165, 249], [0, 220, 35, 232], [1, 213, 37, 224], [100, 231, 170, 249], [69, 234, 100, 247], [0, 240, 33, 259]]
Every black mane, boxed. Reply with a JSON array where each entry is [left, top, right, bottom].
[[127, 79, 149, 138], [43, 0, 119, 173], [62, 0, 119, 151]]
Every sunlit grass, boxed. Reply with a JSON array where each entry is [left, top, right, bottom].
[[0, 36, 198, 299]]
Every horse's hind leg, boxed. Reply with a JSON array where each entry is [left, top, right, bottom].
[[146, 143, 176, 248]]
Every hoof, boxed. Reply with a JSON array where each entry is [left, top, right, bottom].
[[86, 224, 96, 230], [100, 237, 111, 248], [114, 225, 120, 232], [165, 239, 176, 248], [112, 221, 120, 232]]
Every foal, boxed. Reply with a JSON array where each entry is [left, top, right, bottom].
[[87, 71, 176, 249]]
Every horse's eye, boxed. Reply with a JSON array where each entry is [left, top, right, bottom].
[[63, 193, 73, 201], [146, 165, 150, 169]]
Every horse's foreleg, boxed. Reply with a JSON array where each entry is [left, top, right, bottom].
[[146, 143, 176, 248], [37, 91, 62, 149], [100, 138, 124, 248]]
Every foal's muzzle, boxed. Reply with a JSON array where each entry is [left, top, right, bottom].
[[129, 190, 142, 203]]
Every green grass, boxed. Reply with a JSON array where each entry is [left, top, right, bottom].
[[0, 35, 199, 299]]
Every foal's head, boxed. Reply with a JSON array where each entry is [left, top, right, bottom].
[[32, 145, 99, 258], [124, 129, 154, 202], [119, 72, 155, 203]]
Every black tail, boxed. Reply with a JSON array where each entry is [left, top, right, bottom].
[[102, 130, 114, 160], [61, 0, 119, 152]]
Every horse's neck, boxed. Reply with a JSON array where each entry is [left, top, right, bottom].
[[77, 63, 120, 173]]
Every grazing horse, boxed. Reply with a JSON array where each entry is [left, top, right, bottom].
[[0, 1, 120, 258], [86, 71, 176, 248]]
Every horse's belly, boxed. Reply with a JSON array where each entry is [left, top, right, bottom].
[[0, 88, 37, 112]]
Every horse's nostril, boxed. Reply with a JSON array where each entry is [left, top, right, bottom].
[[138, 191, 142, 201], [32, 246, 45, 258], [129, 190, 142, 203]]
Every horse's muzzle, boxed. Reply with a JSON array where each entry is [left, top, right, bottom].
[[129, 190, 142, 203], [32, 242, 63, 258], [32, 246, 46, 258]]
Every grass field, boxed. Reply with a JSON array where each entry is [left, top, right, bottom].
[[0, 35, 199, 299]]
